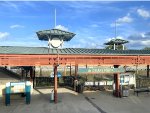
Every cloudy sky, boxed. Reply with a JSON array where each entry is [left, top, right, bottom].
[[0, 1, 150, 49]]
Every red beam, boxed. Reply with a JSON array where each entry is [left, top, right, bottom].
[[0, 54, 150, 66]]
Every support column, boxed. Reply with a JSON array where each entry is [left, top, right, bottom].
[[21, 69, 24, 80], [54, 66, 58, 103], [40, 66, 42, 77], [86, 64, 88, 69], [70, 64, 72, 76], [136, 65, 138, 75], [124, 65, 127, 72], [115, 73, 120, 97], [75, 64, 78, 80], [114, 44, 116, 50], [33, 67, 35, 89], [25, 70, 28, 79], [114, 65, 120, 97], [64, 66, 66, 76], [30, 67, 33, 79], [123, 44, 125, 50], [147, 65, 149, 78], [30, 67, 33, 82]]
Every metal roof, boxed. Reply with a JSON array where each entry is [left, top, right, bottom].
[[36, 29, 76, 41], [104, 39, 129, 45], [0, 46, 150, 55]]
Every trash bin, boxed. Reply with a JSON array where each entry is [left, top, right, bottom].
[[76, 85, 79, 92], [112, 82, 115, 96], [25, 81, 31, 104], [122, 89, 129, 97], [5, 84, 11, 106], [78, 84, 84, 93], [122, 85, 129, 97], [51, 90, 54, 101], [74, 80, 78, 92], [80, 84, 84, 93]]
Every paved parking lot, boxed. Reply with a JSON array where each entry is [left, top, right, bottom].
[[84, 90, 150, 113], [0, 88, 150, 113]]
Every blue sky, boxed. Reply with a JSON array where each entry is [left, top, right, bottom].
[[0, 1, 150, 49]]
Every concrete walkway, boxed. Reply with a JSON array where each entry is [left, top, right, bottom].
[[0, 88, 150, 113], [0, 88, 100, 113], [83, 90, 150, 113]]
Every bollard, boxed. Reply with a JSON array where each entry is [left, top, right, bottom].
[[50, 90, 54, 102], [5, 82, 10, 106], [25, 81, 31, 104]]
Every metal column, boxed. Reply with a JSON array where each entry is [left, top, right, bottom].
[[21, 69, 24, 80], [70, 64, 72, 76], [75, 64, 78, 80], [40, 66, 42, 77], [116, 73, 120, 97], [30, 67, 33, 80], [25, 70, 28, 79], [114, 65, 120, 97], [86, 64, 88, 69], [54, 66, 58, 103], [64, 66, 66, 76], [33, 67, 35, 88], [147, 65, 149, 78]]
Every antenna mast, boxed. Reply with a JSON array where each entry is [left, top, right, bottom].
[[55, 9, 56, 28], [115, 20, 117, 39], [114, 20, 117, 50]]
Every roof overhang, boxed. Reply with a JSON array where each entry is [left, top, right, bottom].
[[36, 29, 76, 41], [104, 39, 129, 45]]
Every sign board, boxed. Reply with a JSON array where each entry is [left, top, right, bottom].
[[124, 75, 130, 83], [6, 81, 31, 93], [84, 82, 94, 86], [78, 67, 125, 74], [84, 81, 113, 86], [120, 76, 124, 83], [50, 72, 62, 78], [10, 82, 26, 93]]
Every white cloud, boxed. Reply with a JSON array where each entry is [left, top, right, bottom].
[[117, 14, 133, 23], [106, 36, 124, 41], [55, 25, 68, 31], [91, 24, 99, 28], [110, 23, 122, 27], [116, 36, 124, 39], [0, 1, 20, 12], [10, 24, 25, 29], [87, 37, 95, 40], [5, 1, 19, 10], [141, 40, 150, 46], [127, 31, 150, 49], [128, 32, 150, 40], [128, 40, 150, 47], [111, 14, 133, 27], [0, 32, 9, 39], [137, 9, 150, 18]]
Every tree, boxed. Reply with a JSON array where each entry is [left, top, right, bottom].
[[143, 47, 150, 50]]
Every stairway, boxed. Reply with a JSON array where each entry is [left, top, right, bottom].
[[0, 67, 21, 83]]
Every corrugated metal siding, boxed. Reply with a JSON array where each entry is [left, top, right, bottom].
[[0, 46, 150, 55]]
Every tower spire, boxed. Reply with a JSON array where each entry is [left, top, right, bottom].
[[115, 20, 117, 39], [55, 9, 56, 28]]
